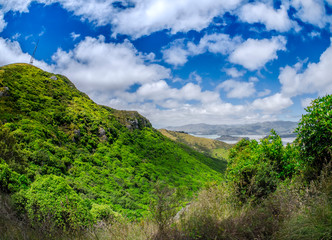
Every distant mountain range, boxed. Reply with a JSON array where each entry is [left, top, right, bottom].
[[166, 121, 298, 137]]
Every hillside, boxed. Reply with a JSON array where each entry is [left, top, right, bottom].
[[167, 121, 298, 136], [158, 129, 232, 161], [0, 63, 225, 226]]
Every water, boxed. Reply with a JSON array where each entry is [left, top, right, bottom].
[[189, 134, 296, 145]]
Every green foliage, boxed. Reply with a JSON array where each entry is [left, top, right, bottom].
[[295, 94, 332, 179], [226, 131, 299, 202], [90, 203, 120, 222], [0, 127, 27, 173], [21, 175, 93, 231], [0, 162, 29, 193]]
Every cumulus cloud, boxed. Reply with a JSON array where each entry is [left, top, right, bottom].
[[104, 96, 257, 128], [279, 41, 332, 97], [229, 36, 287, 71], [163, 33, 242, 66], [219, 79, 256, 98], [0, 12, 6, 32], [291, 0, 332, 28], [162, 39, 190, 66], [252, 93, 293, 113], [238, 2, 297, 32], [0, 0, 33, 32], [3, 0, 243, 38], [301, 98, 314, 108], [111, 0, 242, 38], [0, 37, 50, 70], [257, 89, 271, 97], [223, 67, 245, 78], [134, 81, 220, 104], [52, 36, 170, 92], [70, 32, 81, 41]]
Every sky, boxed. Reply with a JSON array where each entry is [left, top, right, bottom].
[[0, 0, 332, 128]]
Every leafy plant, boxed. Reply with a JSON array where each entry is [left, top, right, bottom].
[[295, 95, 332, 179]]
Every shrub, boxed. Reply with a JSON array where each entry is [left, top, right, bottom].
[[90, 203, 120, 222], [0, 162, 29, 193], [21, 175, 93, 232], [226, 131, 298, 203], [295, 94, 332, 179]]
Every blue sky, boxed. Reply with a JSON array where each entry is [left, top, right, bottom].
[[0, 0, 332, 128]]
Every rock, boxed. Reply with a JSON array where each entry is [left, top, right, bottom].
[[98, 127, 108, 141], [72, 129, 81, 142], [0, 87, 9, 97], [174, 203, 191, 221], [113, 110, 152, 130], [50, 75, 58, 80], [74, 129, 80, 136]]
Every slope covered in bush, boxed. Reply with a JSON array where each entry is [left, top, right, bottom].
[[0, 63, 224, 228]]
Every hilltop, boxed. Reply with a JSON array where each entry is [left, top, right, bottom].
[[0, 64, 225, 226], [158, 129, 232, 161]]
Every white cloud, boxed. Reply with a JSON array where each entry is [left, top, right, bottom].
[[134, 81, 220, 104], [111, 0, 242, 38], [279, 41, 332, 97], [1, 0, 243, 38], [162, 40, 190, 66], [52, 36, 170, 92], [0, 0, 32, 13], [70, 32, 81, 41], [0, 12, 6, 32], [309, 31, 321, 38], [252, 93, 293, 112], [224, 67, 245, 78], [162, 33, 242, 66], [291, 0, 331, 28], [0, 0, 33, 32], [190, 33, 242, 55], [238, 2, 297, 32], [0, 37, 50, 70], [38, 0, 117, 25], [257, 89, 271, 97], [219, 79, 256, 98], [301, 98, 313, 108], [229, 36, 287, 71]]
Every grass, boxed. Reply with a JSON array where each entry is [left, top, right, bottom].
[[158, 129, 232, 160]]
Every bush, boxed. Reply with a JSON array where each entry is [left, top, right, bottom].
[[90, 203, 120, 222], [226, 131, 298, 203], [295, 94, 332, 179], [20, 175, 93, 232], [0, 162, 29, 193], [0, 127, 27, 173]]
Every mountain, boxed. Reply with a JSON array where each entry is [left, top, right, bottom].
[[167, 121, 298, 136], [158, 129, 232, 162], [0, 63, 225, 226]]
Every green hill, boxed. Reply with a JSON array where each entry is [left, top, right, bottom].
[[0, 63, 224, 227], [159, 129, 232, 160]]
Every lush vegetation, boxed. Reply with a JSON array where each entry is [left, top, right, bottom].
[[0, 64, 331, 240], [158, 129, 232, 160], [0, 63, 225, 232]]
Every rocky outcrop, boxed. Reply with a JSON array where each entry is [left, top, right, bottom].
[[0, 87, 9, 97], [112, 110, 152, 130], [98, 127, 108, 141], [50, 75, 58, 80]]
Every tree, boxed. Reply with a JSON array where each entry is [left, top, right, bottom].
[[295, 95, 332, 179], [0, 127, 27, 173]]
